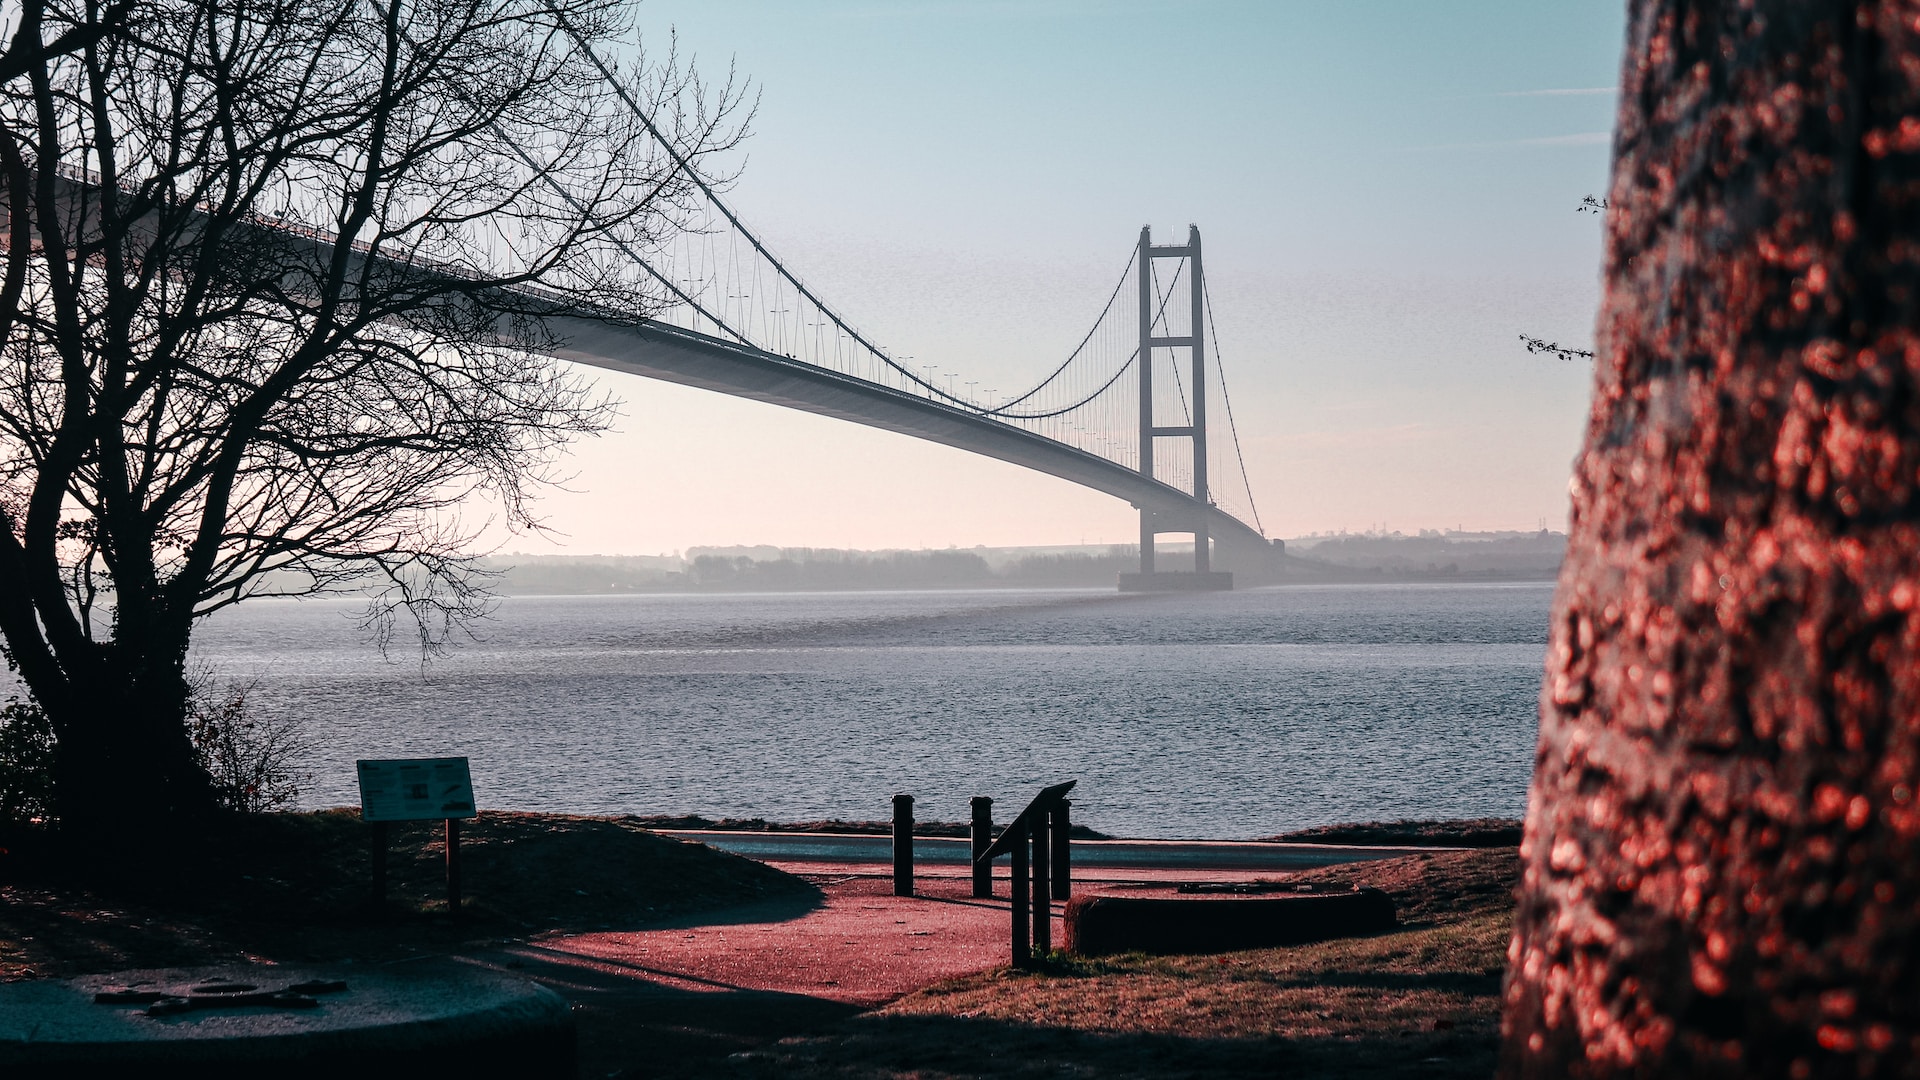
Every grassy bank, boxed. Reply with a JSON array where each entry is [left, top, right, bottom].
[[718, 848, 1517, 1080], [1, 813, 1520, 1077]]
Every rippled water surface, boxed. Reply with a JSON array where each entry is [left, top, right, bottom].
[[191, 582, 1553, 839]]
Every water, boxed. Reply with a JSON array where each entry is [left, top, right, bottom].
[[189, 582, 1552, 840]]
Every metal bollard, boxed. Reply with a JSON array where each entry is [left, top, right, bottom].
[[892, 793, 914, 896], [970, 796, 995, 898]]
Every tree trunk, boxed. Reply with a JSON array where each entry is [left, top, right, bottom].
[[46, 649, 213, 847], [1502, 3, 1920, 1075]]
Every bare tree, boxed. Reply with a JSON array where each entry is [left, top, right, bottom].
[[1504, 3, 1920, 1075], [0, 0, 748, 841]]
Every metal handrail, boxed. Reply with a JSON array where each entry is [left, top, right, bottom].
[[975, 780, 1076, 966]]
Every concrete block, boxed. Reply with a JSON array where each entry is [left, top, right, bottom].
[[1064, 887, 1397, 955]]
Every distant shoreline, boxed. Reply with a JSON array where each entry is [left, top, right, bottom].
[[479, 532, 1567, 594], [483, 570, 1562, 597]]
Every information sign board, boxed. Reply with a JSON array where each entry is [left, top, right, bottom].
[[357, 757, 476, 822]]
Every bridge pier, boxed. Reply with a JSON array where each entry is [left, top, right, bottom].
[[1118, 570, 1233, 592]]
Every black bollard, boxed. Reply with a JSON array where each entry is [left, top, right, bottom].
[[1051, 801, 1072, 900], [970, 796, 995, 898], [1031, 812, 1051, 955], [892, 794, 914, 897], [1010, 819, 1031, 967]]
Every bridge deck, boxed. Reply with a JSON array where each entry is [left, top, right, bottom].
[[547, 316, 1276, 569]]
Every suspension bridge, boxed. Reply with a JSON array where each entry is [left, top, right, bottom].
[[15, 27, 1281, 590], [523, 40, 1279, 590]]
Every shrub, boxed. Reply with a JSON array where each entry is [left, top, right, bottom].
[[189, 686, 310, 814], [0, 695, 55, 828]]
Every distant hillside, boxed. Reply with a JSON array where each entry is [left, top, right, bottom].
[[480, 543, 1186, 594], [1280, 529, 1564, 581], [476, 531, 1563, 594]]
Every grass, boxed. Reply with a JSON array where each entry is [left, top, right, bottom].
[[711, 848, 1517, 1080], [0, 816, 1519, 1078]]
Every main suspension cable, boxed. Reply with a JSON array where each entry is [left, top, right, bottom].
[[983, 246, 1136, 414], [560, 18, 991, 407], [1202, 276, 1264, 535], [988, 249, 1190, 422]]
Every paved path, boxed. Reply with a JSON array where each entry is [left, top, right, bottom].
[[658, 830, 1447, 871], [500, 873, 1025, 1007], [457, 836, 1436, 1074], [505, 834, 1435, 1008], [453, 870, 1054, 1073]]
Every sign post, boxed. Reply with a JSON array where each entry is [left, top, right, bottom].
[[357, 757, 477, 915]]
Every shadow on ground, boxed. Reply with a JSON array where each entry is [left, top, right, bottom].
[[0, 812, 821, 978], [700, 1012, 1496, 1080]]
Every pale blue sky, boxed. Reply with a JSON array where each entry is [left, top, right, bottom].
[[509, 1, 1625, 554]]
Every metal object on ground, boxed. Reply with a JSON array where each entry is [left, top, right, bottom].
[[5, 965, 573, 1079]]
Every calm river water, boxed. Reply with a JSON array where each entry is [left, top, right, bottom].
[[188, 582, 1553, 839]]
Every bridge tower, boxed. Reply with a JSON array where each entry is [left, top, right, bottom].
[[1121, 225, 1233, 592]]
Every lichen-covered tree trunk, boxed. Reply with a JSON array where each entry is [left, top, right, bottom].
[[1502, 3, 1920, 1076]]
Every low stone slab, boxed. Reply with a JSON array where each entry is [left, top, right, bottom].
[[0, 964, 574, 1079], [1065, 887, 1397, 955]]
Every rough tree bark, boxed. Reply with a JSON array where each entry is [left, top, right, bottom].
[[1503, 2, 1920, 1076]]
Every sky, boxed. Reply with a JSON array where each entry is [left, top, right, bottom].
[[493, 0, 1625, 555]]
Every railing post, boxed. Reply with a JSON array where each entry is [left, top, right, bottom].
[[892, 793, 914, 897], [1051, 800, 1072, 900], [970, 796, 994, 899], [1031, 810, 1051, 956], [1010, 819, 1031, 968]]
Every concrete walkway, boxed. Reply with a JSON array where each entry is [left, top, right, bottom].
[[500, 873, 1024, 1007], [452, 870, 1054, 1073], [504, 834, 1435, 1007], [658, 829, 1447, 872], [453, 836, 1435, 1073]]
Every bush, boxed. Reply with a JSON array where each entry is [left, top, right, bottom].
[[189, 686, 309, 814], [0, 695, 55, 828]]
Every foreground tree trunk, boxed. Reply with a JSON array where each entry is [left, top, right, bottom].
[[1503, 3, 1920, 1075], [47, 642, 211, 841]]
